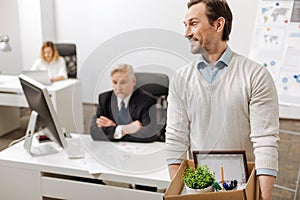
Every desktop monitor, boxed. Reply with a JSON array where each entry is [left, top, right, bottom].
[[19, 74, 67, 155]]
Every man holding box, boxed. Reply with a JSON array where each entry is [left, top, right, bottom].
[[165, 0, 279, 199]]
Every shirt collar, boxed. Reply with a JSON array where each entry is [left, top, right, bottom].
[[117, 94, 132, 110], [218, 46, 232, 67], [198, 46, 233, 69]]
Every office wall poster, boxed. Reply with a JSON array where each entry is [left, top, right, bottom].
[[249, 0, 300, 113]]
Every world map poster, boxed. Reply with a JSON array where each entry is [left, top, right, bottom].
[[249, 0, 300, 116]]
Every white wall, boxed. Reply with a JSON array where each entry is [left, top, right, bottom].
[[1, 0, 260, 103], [0, 0, 22, 75], [54, 0, 187, 67], [1, 0, 298, 118], [18, 0, 56, 70], [54, 0, 191, 103], [53, 0, 259, 66], [54, 0, 259, 103], [227, 0, 259, 56]]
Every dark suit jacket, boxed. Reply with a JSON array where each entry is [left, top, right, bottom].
[[90, 88, 159, 142]]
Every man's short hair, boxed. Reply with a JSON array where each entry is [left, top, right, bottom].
[[111, 63, 135, 78], [187, 0, 232, 41]]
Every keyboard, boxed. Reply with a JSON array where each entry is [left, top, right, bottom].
[[65, 138, 85, 159]]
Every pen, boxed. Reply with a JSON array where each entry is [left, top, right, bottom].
[[223, 180, 238, 190], [220, 165, 224, 190]]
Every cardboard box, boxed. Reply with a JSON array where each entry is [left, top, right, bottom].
[[164, 160, 259, 200]]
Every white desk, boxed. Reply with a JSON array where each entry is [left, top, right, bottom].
[[0, 75, 84, 135], [0, 134, 170, 200]]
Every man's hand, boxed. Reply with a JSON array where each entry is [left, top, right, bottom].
[[122, 120, 142, 134], [97, 116, 116, 127], [258, 175, 275, 200]]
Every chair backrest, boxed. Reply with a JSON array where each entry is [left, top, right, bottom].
[[135, 72, 169, 97], [55, 43, 77, 78], [135, 72, 169, 142]]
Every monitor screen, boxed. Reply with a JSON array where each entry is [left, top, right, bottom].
[[19, 74, 66, 148]]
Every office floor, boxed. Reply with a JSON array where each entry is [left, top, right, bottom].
[[0, 105, 299, 200]]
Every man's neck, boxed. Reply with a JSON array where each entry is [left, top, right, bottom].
[[203, 42, 227, 67]]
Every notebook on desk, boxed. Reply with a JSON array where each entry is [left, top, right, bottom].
[[22, 70, 51, 85]]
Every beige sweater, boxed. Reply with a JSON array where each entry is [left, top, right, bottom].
[[166, 52, 279, 171]]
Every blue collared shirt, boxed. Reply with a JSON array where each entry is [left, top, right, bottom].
[[197, 46, 232, 83]]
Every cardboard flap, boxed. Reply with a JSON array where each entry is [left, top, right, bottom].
[[244, 163, 256, 200], [164, 161, 188, 197], [247, 162, 255, 176], [245, 162, 260, 200], [170, 190, 245, 200]]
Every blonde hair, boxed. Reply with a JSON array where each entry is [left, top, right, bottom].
[[111, 63, 135, 78], [40, 41, 60, 62]]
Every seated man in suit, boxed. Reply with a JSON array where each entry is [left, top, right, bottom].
[[90, 63, 159, 142]]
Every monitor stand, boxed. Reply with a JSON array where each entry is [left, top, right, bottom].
[[24, 110, 62, 156]]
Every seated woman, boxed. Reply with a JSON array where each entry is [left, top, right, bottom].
[[31, 41, 68, 82]]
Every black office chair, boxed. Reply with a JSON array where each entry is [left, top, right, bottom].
[[135, 72, 169, 142], [55, 43, 77, 78]]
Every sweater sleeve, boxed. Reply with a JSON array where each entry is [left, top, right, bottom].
[[165, 71, 191, 162], [122, 98, 159, 143], [249, 67, 280, 172]]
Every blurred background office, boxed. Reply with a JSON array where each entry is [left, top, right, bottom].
[[0, 0, 299, 199]]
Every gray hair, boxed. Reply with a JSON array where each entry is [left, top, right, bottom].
[[111, 63, 135, 78]]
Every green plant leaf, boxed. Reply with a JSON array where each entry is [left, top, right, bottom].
[[182, 165, 215, 189]]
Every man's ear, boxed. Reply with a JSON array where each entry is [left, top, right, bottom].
[[132, 77, 136, 86], [214, 17, 225, 34]]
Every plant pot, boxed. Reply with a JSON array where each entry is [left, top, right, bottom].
[[185, 184, 214, 194]]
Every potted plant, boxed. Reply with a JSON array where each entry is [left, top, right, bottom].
[[182, 165, 215, 193]]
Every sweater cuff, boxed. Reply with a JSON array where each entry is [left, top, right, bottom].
[[256, 168, 277, 177], [167, 159, 183, 165]]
